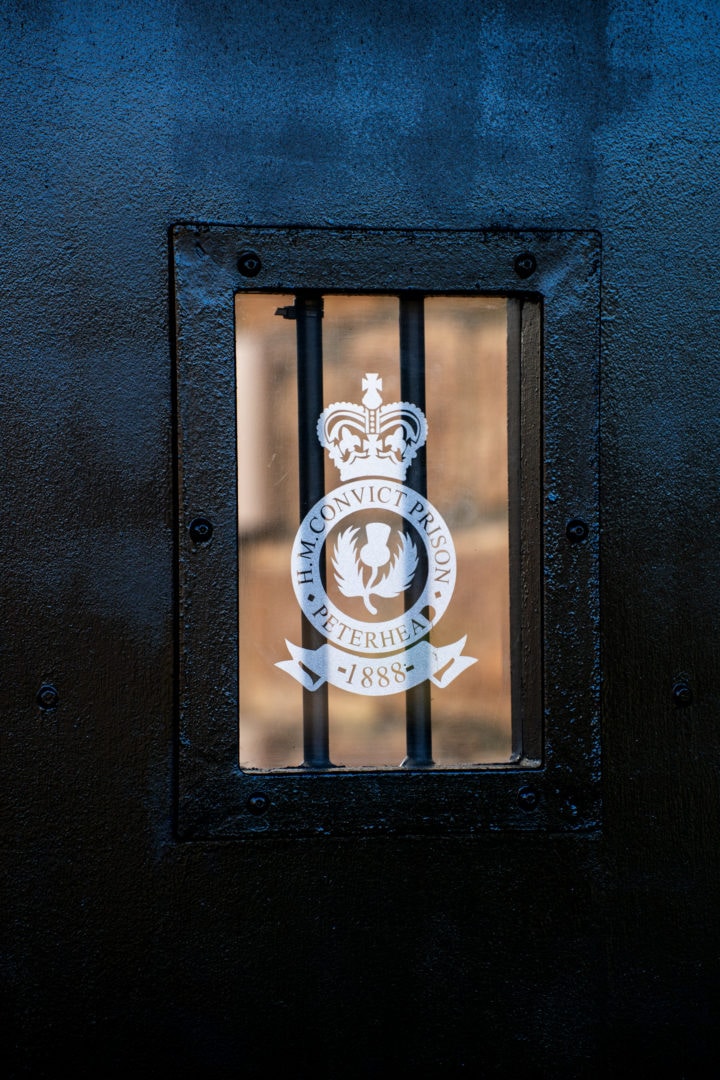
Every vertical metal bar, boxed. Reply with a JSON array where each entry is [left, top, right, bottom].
[[296, 293, 332, 768], [399, 294, 433, 767], [507, 298, 543, 764], [520, 299, 543, 764], [507, 299, 523, 761]]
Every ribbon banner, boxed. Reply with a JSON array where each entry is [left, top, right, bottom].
[[276, 637, 477, 697]]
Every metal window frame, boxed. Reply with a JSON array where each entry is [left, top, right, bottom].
[[171, 225, 601, 838]]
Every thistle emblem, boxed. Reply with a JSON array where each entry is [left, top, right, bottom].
[[332, 523, 419, 614]]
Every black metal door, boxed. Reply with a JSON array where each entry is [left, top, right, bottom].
[[2, 3, 719, 1076]]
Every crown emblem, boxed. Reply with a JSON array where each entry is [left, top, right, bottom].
[[317, 373, 427, 481]]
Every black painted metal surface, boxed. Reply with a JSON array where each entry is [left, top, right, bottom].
[[2, 1, 720, 1075]]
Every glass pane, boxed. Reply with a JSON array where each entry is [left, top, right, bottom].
[[236, 293, 302, 768], [236, 293, 511, 769], [424, 297, 511, 764]]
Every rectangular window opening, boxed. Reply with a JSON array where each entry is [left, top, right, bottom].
[[172, 225, 600, 837], [235, 292, 539, 772]]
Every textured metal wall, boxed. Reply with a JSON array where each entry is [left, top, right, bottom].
[[2, 1, 719, 1074]]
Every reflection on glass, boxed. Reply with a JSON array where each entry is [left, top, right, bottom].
[[236, 293, 510, 769]]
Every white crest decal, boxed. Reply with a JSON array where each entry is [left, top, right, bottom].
[[276, 374, 476, 696]]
